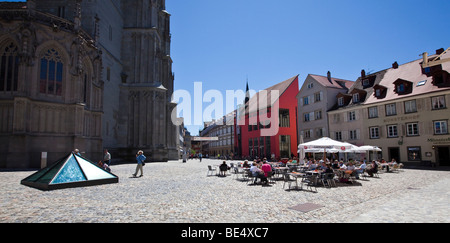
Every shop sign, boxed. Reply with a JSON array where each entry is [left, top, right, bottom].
[[427, 137, 450, 144]]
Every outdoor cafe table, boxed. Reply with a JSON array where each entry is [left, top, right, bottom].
[[305, 170, 322, 186], [273, 167, 289, 178], [287, 172, 305, 190], [335, 169, 356, 183]]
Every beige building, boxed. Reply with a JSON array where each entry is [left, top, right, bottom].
[[328, 49, 450, 166], [296, 72, 353, 143]]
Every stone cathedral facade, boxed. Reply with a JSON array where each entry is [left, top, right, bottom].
[[0, 0, 177, 168]]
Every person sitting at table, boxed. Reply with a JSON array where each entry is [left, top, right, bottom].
[[308, 161, 317, 170], [367, 160, 379, 177], [261, 161, 272, 185], [346, 162, 356, 177], [340, 162, 347, 170], [219, 161, 229, 177], [380, 158, 389, 172], [323, 163, 334, 174], [250, 162, 263, 184], [242, 160, 251, 168], [355, 161, 366, 179], [317, 160, 327, 170], [331, 160, 340, 169], [346, 162, 355, 171]]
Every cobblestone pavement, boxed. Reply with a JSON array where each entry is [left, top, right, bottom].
[[1, 159, 449, 223]]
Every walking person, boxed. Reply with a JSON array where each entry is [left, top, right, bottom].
[[103, 149, 111, 166], [132, 150, 146, 178]]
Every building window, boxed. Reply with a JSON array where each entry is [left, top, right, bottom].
[[387, 125, 398, 138], [40, 48, 64, 96], [368, 107, 378, 118], [307, 83, 314, 89], [434, 120, 448, 135], [370, 127, 380, 139], [316, 128, 324, 138], [348, 111, 356, 121], [304, 130, 311, 139], [353, 93, 360, 103], [303, 96, 309, 105], [265, 136, 271, 157], [362, 79, 370, 86], [315, 110, 322, 120], [404, 100, 417, 113], [335, 131, 342, 141], [375, 89, 381, 97], [338, 97, 344, 107], [314, 92, 322, 102], [279, 109, 290, 128], [407, 147, 421, 161], [0, 41, 19, 92], [406, 123, 419, 136], [432, 96, 446, 110], [57, 6, 65, 18], [397, 84, 405, 93], [349, 130, 358, 140], [304, 113, 310, 122], [385, 103, 397, 116], [279, 135, 291, 158]]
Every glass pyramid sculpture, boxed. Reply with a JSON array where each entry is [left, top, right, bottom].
[[21, 153, 119, 191]]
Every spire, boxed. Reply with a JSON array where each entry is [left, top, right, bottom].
[[244, 76, 250, 105], [74, 0, 82, 32]]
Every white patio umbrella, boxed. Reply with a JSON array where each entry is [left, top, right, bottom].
[[298, 137, 353, 160], [356, 145, 382, 161]]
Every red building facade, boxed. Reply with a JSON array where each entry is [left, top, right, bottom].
[[239, 75, 299, 160]]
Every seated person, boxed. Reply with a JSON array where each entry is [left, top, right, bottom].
[[219, 161, 229, 176], [242, 160, 251, 168], [367, 160, 379, 177], [355, 162, 367, 179], [261, 161, 272, 185], [249, 162, 264, 184]]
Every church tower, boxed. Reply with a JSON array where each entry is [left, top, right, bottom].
[[119, 0, 177, 161]]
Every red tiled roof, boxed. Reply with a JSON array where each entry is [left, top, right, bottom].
[[364, 51, 450, 105], [309, 74, 354, 90], [246, 75, 298, 112]]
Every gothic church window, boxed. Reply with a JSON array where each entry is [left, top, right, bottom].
[[39, 48, 64, 96], [0, 41, 19, 92]]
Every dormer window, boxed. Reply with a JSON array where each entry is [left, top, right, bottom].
[[362, 79, 370, 86], [373, 84, 387, 99], [353, 93, 360, 103], [337, 93, 352, 107], [338, 97, 344, 107], [397, 83, 405, 93], [375, 89, 381, 97], [361, 75, 376, 89], [393, 79, 413, 95]]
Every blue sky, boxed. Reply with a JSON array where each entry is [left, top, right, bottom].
[[5, 0, 450, 135], [166, 0, 450, 134]]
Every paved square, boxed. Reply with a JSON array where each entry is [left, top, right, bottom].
[[1, 159, 449, 223]]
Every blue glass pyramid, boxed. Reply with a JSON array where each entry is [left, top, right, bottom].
[[21, 153, 119, 191]]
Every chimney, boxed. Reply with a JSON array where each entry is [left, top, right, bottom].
[[327, 71, 332, 83], [361, 69, 366, 78], [392, 61, 399, 69]]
